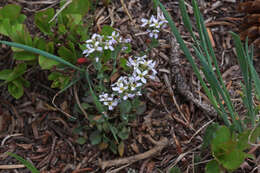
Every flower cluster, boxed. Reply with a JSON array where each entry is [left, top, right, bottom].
[[83, 31, 130, 62], [141, 14, 168, 39], [99, 93, 119, 111], [99, 55, 157, 111]]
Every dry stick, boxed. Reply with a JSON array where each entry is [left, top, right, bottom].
[[163, 73, 191, 129], [73, 85, 88, 119], [52, 91, 76, 119], [186, 119, 214, 144], [99, 137, 169, 170], [120, 0, 133, 22], [166, 144, 202, 170], [49, 0, 72, 23], [0, 165, 25, 169]]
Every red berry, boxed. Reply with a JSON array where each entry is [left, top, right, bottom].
[[77, 57, 87, 64]]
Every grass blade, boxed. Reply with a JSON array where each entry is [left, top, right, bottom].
[[7, 152, 39, 173], [0, 40, 83, 72]]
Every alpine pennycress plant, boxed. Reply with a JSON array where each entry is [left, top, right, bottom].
[[0, 3, 168, 155], [154, 0, 260, 172]]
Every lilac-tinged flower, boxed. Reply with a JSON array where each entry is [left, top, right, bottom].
[[135, 68, 148, 84], [104, 99, 118, 110], [112, 82, 128, 93]]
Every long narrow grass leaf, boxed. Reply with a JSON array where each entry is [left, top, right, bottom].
[[179, 0, 196, 40], [155, 0, 213, 106], [193, 46, 242, 131], [0, 40, 83, 72], [191, 0, 212, 69], [7, 152, 39, 173], [231, 32, 255, 125]]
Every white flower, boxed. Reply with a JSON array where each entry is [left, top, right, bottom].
[[123, 93, 135, 100], [150, 15, 156, 23], [148, 29, 159, 39], [127, 57, 140, 69], [104, 40, 114, 51], [141, 18, 148, 27], [128, 76, 142, 91], [112, 82, 128, 93], [95, 57, 99, 62], [108, 31, 120, 44], [99, 93, 113, 102], [104, 99, 118, 110], [150, 18, 160, 29], [135, 68, 148, 84], [124, 38, 131, 43]]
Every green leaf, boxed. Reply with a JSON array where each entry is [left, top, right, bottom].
[[237, 130, 251, 151], [136, 101, 146, 115], [169, 166, 181, 173], [211, 126, 231, 152], [219, 149, 247, 171], [118, 127, 129, 140], [89, 130, 102, 145], [119, 100, 132, 114], [202, 123, 219, 149], [57, 46, 76, 63], [101, 25, 114, 36], [6, 64, 27, 82], [109, 140, 118, 154], [58, 24, 67, 34], [76, 137, 86, 145], [205, 160, 220, 173], [7, 152, 39, 173], [8, 80, 24, 99], [39, 42, 59, 69], [35, 8, 55, 34], [0, 69, 12, 80], [0, 4, 21, 20], [13, 51, 37, 61], [61, 0, 90, 15]]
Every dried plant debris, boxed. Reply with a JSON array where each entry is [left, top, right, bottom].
[[238, 0, 260, 57]]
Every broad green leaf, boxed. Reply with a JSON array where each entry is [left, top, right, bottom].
[[6, 64, 27, 82], [58, 24, 67, 34], [237, 130, 251, 151], [61, 0, 90, 15], [7, 152, 39, 173], [8, 80, 24, 99], [136, 101, 146, 115], [109, 140, 118, 154], [57, 46, 76, 63], [219, 149, 247, 171], [35, 8, 55, 34], [0, 4, 21, 20], [13, 51, 37, 61], [205, 160, 220, 173], [211, 126, 234, 162], [118, 127, 129, 140], [202, 123, 219, 149], [101, 25, 114, 36], [169, 167, 181, 173], [89, 130, 102, 145], [76, 137, 86, 145], [0, 69, 12, 80], [39, 42, 59, 69], [67, 14, 82, 26], [119, 100, 132, 114], [10, 27, 32, 46]]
